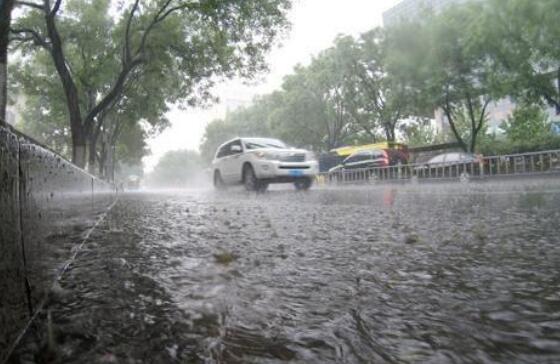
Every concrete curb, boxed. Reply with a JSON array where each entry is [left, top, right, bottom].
[[0, 124, 116, 363]]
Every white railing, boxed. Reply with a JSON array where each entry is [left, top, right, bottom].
[[317, 149, 560, 185]]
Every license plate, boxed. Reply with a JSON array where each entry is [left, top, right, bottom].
[[289, 169, 304, 177]]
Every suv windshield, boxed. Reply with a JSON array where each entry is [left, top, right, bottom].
[[244, 138, 287, 150]]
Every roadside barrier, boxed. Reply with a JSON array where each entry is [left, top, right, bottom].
[[0, 123, 116, 363], [319, 149, 560, 185]]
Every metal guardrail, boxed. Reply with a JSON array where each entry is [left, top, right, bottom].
[[317, 149, 560, 185]]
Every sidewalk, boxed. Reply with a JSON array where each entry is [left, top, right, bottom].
[[12, 201, 205, 364]]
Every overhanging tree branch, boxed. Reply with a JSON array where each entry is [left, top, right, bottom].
[[10, 28, 50, 49], [42, 0, 87, 165], [136, 0, 200, 57], [83, 56, 143, 130], [444, 88, 467, 152], [124, 0, 140, 64], [88, 0, 198, 130], [15, 0, 44, 10], [465, 90, 476, 133], [49, 0, 62, 16], [476, 98, 490, 134], [471, 97, 490, 152]]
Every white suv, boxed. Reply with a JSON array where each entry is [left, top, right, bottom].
[[212, 137, 319, 191]]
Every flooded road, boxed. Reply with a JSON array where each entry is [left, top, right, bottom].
[[15, 181, 560, 363]]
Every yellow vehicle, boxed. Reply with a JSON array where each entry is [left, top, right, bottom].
[[319, 142, 409, 173], [330, 142, 409, 158]]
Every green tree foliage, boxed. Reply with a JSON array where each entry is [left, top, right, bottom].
[[199, 0, 560, 160], [399, 119, 440, 147], [412, 2, 507, 152], [305, 42, 356, 149], [15, 93, 72, 158], [273, 66, 340, 150], [199, 119, 239, 165], [9, 0, 560, 170], [10, 0, 170, 176], [10, 0, 291, 169], [501, 104, 552, 143], [350, 29, 423, 141], [478, 104, 560, 156], [146, 149, 203, 187], [483, 0, 560, 114]]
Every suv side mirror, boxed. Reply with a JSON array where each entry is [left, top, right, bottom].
[[231, 145, 242, 153]]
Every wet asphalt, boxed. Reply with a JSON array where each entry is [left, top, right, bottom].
[[12, 180, 560, 363]]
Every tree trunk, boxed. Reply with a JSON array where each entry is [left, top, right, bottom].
[[470, 127, 477, 153], [44, 6, 87, 167], [98, 139, 107, 178], [107, 144, 115, 182], [469, 115, 482, 153], [443, 106, 468, 152], [384, 123, 396, 142], [87, 135, 97, 174], [0, 0, 15, 122], [470, 99, 490, 153], [72, 131, 87, 168]]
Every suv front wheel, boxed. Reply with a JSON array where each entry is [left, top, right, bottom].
[[243, 164, 268, 192]]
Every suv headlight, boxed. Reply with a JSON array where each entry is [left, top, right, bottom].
[[255, 151, 281, 160], [306, 151, 317, 161]]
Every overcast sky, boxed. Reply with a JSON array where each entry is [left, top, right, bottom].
[[143, 0, 402, 172]]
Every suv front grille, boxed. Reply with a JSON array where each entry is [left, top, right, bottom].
[[280, 153, 306, 162]]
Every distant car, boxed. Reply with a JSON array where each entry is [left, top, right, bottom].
[[327, 148, 409, 182], [416, 152, 482, 178], [126, 175, 141, 190], [328, 148, 409, 174], [212, 137, 319, 191]]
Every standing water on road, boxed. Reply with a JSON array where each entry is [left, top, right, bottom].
[[15, 181, 560, 363]]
